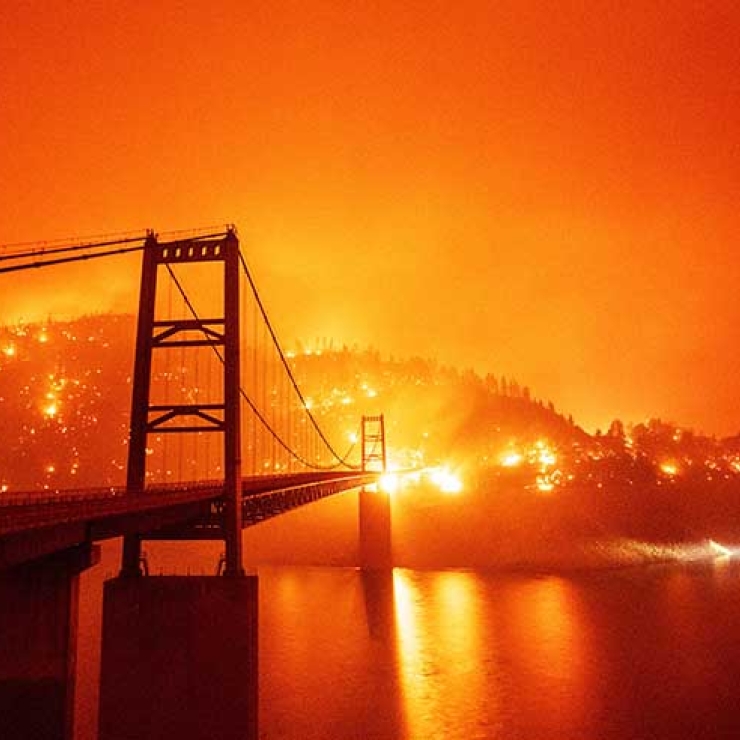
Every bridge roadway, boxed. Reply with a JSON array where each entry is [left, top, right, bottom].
[[0, 470, 379, 569]]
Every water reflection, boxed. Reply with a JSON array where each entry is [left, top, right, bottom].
[[360, 569, 396, 642], [395, 570, 502, 739], [74, 553, 740, 740], [496, 576, 589, 736], [393, 570, 590, 739]]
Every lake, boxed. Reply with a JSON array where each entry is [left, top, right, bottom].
[[75, 534, 740, 739]]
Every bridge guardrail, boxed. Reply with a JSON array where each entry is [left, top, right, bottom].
[[0, 472, 378, 536]]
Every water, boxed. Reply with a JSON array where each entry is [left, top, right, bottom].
[[76, 545, 740, 739]]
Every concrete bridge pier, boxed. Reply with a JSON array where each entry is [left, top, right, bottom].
[[359, 487, 392, 569], [0, 543, 98, 740], [98, 574, 258, 740]]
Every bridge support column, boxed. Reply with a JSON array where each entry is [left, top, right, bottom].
[[0, 543, 98, 740], [359, 414, 392, 569], [99, 574, 258, 740], [359, 488, 392, 569]]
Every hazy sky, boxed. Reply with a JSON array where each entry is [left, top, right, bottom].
[[1, 1, 739, 434]]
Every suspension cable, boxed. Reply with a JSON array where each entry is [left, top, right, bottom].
[[0, 243, 145, 274], [164, 263, 357, 470], [237, 251, 360, 468], [0, 227, 362, 469], [0, 235, 148, 262]]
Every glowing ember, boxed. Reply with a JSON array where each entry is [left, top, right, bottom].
[[535, 474, 555, 493], [43, 401, 59, 419], [538, 449, 557, 467], [659, 462, 679, 476], [429, 467, 463, 494], [500, 451, 523, 467]]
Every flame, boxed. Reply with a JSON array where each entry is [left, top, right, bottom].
[[43, 401, 59, 419], [379, 472, 399, 494], [500, 451, 523, 467], [429, 466, 463, 494], [660, 461, 679, 476], [536, 474, 555, 493]]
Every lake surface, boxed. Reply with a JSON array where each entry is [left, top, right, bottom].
[[76, 543, 740, 739]]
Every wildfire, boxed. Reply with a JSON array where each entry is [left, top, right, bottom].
[[659, 461, 679, 477], [43, 401, 59, 419], [379, 472, 399, 494], [501, 451, 523, 467], [429, 466, 463, 494], [535, 474, 555, 494]]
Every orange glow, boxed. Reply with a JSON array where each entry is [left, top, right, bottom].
[[428, 467, 464, 495], [379, 473, 399, 494], [507, 576, 587, 726], [535, 475, 556, 494], [708, 540, 732, 559], [1, 3, 739, 435], [660, 462, 680, 477], [501, 451, 523, 468], [43, 401, 59, 419], [393, 570, 488, 738], [537, 449, 557, 468]]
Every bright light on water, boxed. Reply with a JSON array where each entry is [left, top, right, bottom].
[[708, 539, 734, 558]]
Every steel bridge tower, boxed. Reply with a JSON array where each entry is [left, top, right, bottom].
[[122, 228, 244, 577], [359, 414, 391, 569], [100, 229, 257, 740], [361, 414, 387, 473]]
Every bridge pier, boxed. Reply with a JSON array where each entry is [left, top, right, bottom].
[[359, 487, 393, 569], [98, 574, 258, 740], [0, 543, 98, 740]]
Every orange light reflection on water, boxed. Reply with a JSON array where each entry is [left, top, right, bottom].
[[501, 576, 587, 728], [393, 569, 494, 738]]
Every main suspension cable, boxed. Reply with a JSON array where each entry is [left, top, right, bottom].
[[0, 243, 145, 274], [164, 263, 356, 470], [0, 234, 148, 262], [237, 251, 360, 468]]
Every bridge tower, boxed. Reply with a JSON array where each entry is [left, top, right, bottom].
[[361, 414, 387, 473], [359, 414, 392, 569], [122, 229, 243, 576], [100, 229, 257, 740]]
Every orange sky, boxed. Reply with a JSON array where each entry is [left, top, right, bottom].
[[1, 1, 739, 435]]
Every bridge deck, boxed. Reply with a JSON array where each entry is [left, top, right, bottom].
[[0, 471, 378, 569]]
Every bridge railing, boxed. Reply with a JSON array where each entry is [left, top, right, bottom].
[[0, 471, 376, 536]]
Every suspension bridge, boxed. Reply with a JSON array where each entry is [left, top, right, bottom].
[[0, 227, 393, 740]]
